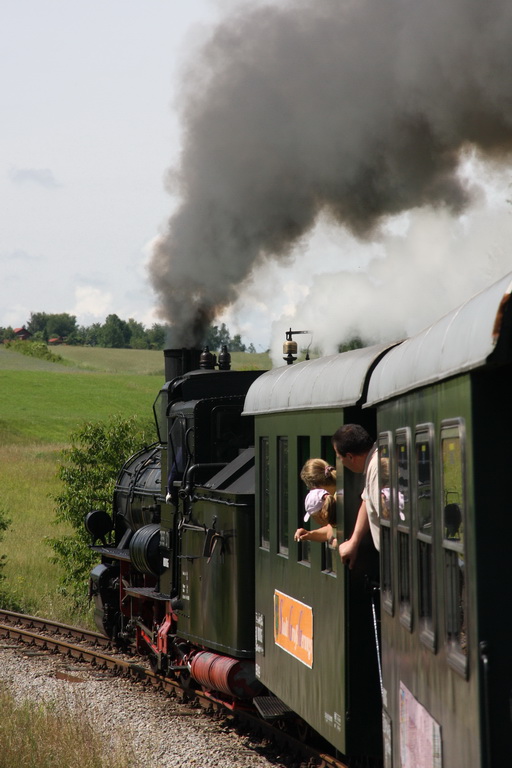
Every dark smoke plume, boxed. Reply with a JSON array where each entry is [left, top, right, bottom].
[[149, 0, 512, 346]]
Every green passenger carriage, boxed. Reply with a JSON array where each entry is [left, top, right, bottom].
[[243, 344, 393, 760], [366, 272, 512, 767]]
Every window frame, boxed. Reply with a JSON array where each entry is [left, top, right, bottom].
[[379, 432, 393, 616], [259, 436, 270, 550], [277, 436, 289, 557], [414, 423, 436, 653], [440, 418, 468, 677], [296, 436, 311, 566], [395, 427, 413, 631]]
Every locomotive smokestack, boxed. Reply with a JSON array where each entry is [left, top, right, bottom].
[[164, 348, 201, 382]]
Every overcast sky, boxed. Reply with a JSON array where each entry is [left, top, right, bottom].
[[1, 1, 223, 331], [3, 1, 512, 359]]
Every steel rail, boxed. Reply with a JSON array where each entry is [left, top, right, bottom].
[[0, 610, 349, 768]]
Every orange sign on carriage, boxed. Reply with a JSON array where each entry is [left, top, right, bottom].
[[273, 590, 313, 668]]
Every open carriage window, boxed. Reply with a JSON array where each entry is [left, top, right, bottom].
[[297, 436, 311, 564], [321, 436, 337, 575], [260, 436, 270, 550]]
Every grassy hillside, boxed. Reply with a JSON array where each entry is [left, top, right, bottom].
[[54, 345, 165, 374], [0, 370, 160, 444], [0, 350, 162, 621], [53, 345, 271, 373], [0, 344, 271, 374], [0, 344, 269, 623]]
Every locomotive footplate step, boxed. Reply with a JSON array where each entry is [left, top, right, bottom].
[[123, 586, 170, 601], [253, 696, 294, 720], [91, 546, 131, 561]]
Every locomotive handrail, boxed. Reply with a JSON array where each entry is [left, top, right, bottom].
[[191, 494, 251, 508], [180, 462, 228, 499], [177, 517, 227, 563]]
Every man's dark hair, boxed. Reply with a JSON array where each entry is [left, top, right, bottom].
[[332, 424, 374, 457]]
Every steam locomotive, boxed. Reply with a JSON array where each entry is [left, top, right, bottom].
[[86, 271, 512, 768]]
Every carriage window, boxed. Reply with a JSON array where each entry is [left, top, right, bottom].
[[211, 405, 251, 463], [321, 436, 336, 469], [297, 436, 311, 564], [260, 437, 270, 550], [379, 435, 393, 614], [153, 387, 168, 444], [416, 427, 435, 651], [167, 415, 188, 503], [396, 429, 412, 630], [321, 436, 337, 576], [278, 437, 289, 556], [441, 421, 467, 674]]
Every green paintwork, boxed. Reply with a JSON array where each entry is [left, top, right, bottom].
[[253, 407, 382, 760]]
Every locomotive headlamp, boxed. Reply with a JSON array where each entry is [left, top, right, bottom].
[[85, 509, 113, 546], [283, 328, 312, 365]]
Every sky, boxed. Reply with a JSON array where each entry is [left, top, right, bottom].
[[1, 1, 222, 331], [3, 0, 512, 362]]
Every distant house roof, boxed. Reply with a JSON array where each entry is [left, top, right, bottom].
[[13, 327, 32, 339]]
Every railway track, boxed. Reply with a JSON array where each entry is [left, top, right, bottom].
[[0, 610, 350, 768]]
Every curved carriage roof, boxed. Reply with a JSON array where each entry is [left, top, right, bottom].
[[243, 342, 395, 415], [366, 271, 512, 405]]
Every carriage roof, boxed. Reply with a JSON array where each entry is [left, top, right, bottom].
[[243, 271, 512, 415], [243, 342, 394, 415], [366, 271, 512, 405]]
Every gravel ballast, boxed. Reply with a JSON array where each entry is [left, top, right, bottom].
[[0, 643, 293, 768]]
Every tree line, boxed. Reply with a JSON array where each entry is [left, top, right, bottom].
[[1, 312, 257, 352]]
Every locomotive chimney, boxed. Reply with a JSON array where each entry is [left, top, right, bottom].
[[164, 348, 202, 382]]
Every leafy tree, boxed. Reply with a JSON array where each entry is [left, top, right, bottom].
[[204, 322, 231, 350], [127, 318, 148, 349], [98, 314, 131, 348], [83, 322, 102, 346], [0, 327, 14, 342], [27, 311, 51, 339], [49, 415, 156, 608], [230, 333, 246, 352], [146, 323, 167, 350], [46, 313, 77, 340], [17, 312, 256, 353], [26, 312, 77, 341], [66, 325, 86, 345]]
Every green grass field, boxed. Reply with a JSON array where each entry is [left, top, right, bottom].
[[0, 344, 269, 623]]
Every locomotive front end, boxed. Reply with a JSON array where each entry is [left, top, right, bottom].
[[85, 344, 267, 706]]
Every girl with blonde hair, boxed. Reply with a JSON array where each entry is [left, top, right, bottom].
[[294, 459, 337, 545], [300, 458, 336, 492]]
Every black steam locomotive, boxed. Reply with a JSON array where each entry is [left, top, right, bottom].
[[86, 271, 512, 767]]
